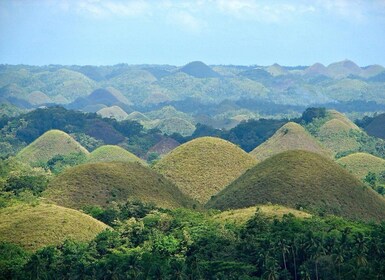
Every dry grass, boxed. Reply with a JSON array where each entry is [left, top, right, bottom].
[[0, 202, 108, 251], [250, 122, 332, 161], [17, 130, 89, 164], [44, 161, 194, 209], [153, 137, 257, 204], [87, 145, 145, 165], [207, 150, 385, 222], [337, 152, 385, 180], [214, 205, 311, 225]]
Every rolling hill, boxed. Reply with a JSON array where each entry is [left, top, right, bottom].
[[179, 61, 220, 78], [214, 205, 311, 225], [16, 130, 89, 164], [154, 117, 196, 137], [0, 203, 108, 251], [153, 137, 257, 204], [44, 161, 194, 209], [97, 105, 128, 121], [337, 152, 385, 180], [206, 150, 385, 222], [250, 122, 331, 161], [87, 145, 144, 164]]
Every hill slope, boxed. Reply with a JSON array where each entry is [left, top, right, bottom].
[[17, 130, 89, 164], [337, 152, 385, 179], [44, 162, 193, 209], [87, 145, 144, 164], [207, 150, 385, 222], [153, 137, 257, 204], [97, 105, 128, 121], [0, 203, 108, 251], [179, 61, 220, 78], [250, 122, 331, 161], [215, 205, 311, 225]]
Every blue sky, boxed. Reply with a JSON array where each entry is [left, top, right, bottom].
[[1, 0, 385, 66]]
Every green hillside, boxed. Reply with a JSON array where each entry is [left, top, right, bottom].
[[250, 122, 331, 161], [44, 162, 194, 209], [153, 137, 257, 204], [207, 150, 385, 221], [215, 205, 311, 225], [16, 130, 89, 164], [97, 105, 128, 121], [0, 203, 108, 251], [87, 145, 144, 164], [337, 152, 385, 179]]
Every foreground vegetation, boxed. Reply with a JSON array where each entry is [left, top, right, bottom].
[[2, 205, 385, 280]]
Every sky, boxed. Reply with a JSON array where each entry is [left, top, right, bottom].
[[0, 0, 385, 66]]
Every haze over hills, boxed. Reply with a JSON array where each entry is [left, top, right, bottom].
[[153, 137, 257, 204], [207, 150, 385, 222]]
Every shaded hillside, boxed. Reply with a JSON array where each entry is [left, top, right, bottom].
[[361, 113, 385, 139], [44, 162, 194, 209], [17, 130, 89, 164], [337, 152, 385, 180], [87, 145, 144, 164], [207, 150, 385, 222], [179, 61, 220, 78], [146, 138, 180, 159], [250, 122, 331, 161], [0, 203, 108, 251], [153, 137, 257, 204], [68, 88, 131, 111]]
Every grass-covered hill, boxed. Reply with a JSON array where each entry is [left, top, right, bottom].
[[206, 150, 385, 221], [16, 130, 89, 164], [214, 205, 311, 225], [337, 152, 385, 180], [154, 117, 196, 137], [0, 203, 108, 251], [153, 137, 257, 204], [44, 162, 194, 209], [87, 145, 144, 164], [97, 105, 128, 121], [179, 61, 220, 78], [250, 122, 331, 161]]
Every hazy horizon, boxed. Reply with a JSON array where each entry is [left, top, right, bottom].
[[1, 0, 385, 66]]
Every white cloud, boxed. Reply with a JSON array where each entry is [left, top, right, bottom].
[[215, 0, 315, 23], [66, 0, 151, 18], [169, 10, 206, 32]]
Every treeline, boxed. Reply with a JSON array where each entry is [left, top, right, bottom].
[[2, 205, 385, 279]]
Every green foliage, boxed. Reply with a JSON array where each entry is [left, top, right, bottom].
[[4, 175, 48, 196], [301, 107, 327, 123], [3, 208, 385, 279], [83, 200, 157, 226]]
